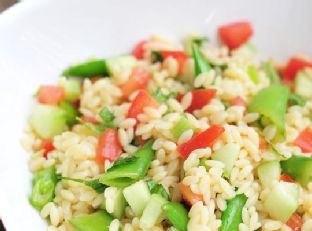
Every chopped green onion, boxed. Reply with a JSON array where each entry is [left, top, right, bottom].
[[70, 210, 113, 231], [248, 85, 289, 141], [99, 140, 155, 187], [29, 166, 59, 210], [162, 202, 189, 231]]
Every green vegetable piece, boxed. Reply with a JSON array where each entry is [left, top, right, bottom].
[[63, 59, 108, 78], [60, 176, 106, 193], [281, 156, 312, 187], [29, 166, 59, 210], [288, 93, 306, 106], [152, 88, 177, 103], [99, 140, 155, 187], [183, 34, 208, 55], [62, 79, 81, 102], [263, 61, 281, 85], [99, 107, 115, 127], [263, 182, 298, 222], [104, 55, 136, 76], [101, 187, 126, 219], [257, 161, 281, 187], [59, 101, 79, 126], [295, 70, 312, 99], [70, 210, 113, 231], [220, 194, 247, 231], [162, 202, 189, 231], [192, 43, 211, 76], [123, 180, 151, 217], [171, 116, 194, 139], [247, 64, 260, 84], [248, 85, 289, 141], [140, 194, 167, 229], [151, 51, 163, 63], [211, 143, 240, 178], [30, 104, 67, 139], [146, 179, 169, 200]]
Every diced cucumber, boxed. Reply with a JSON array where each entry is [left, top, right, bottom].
[[103, 188, 126, 219], [263, 182, 298, 222], [123, 180, 151, 217], [281, 156, 312, 187], [29, 104, 66, 139], [211, 143, 240, 178], [59, 101, 79, 126], [70, 210, 113, 231], [257, 161, 281, 187], [171, 116, 194, 139], [105, 55, 136, 76], [140, 194, 167, 229], [295, 70, 312, 98], [62, 79, 81, 102]]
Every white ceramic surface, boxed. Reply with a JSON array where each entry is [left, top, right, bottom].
[[0, 0, 311, 230]]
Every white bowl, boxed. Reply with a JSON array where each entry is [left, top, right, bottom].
[[0, 0, 311, 230]]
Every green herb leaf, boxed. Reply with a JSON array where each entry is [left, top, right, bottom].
[[146, 179, 169, 200], [151, 51, 163, 63], [61, 176, 107, 193]]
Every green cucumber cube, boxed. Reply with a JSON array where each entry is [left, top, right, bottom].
[[211, 143, 240, 178], [62, 79, 81, 102], [295, 70, 312, 99], [123, 180, 151, 217], [105, 55, 136, 76], [257, 161, 281, 187], [263, 182, 298, 222], [30, 104, 66, 139], [140, 194, 167, 229]]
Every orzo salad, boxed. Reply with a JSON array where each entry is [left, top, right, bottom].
[[22, 21, 312, 231]]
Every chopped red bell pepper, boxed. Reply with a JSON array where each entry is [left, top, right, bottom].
[[286, 212, 303, 231], [120, 67, 151, 99], [40, 139, 55, 158], [37, 85, 65, 105], [294, 128, 312, 154], [179, 183, 203, 206], [282, 57, 312, 83], [160, 50, 189, 74], [127, 90, 159, 119], [259, 136, 266, 150], [184, 89, 217, 113], [132, 40, 147, 60], [230, 96, 246, 107], [280, 174, 295, 183], [177, 125, 224, 159], [96, 128, 122, 165], [218, 21, 253, 50]]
